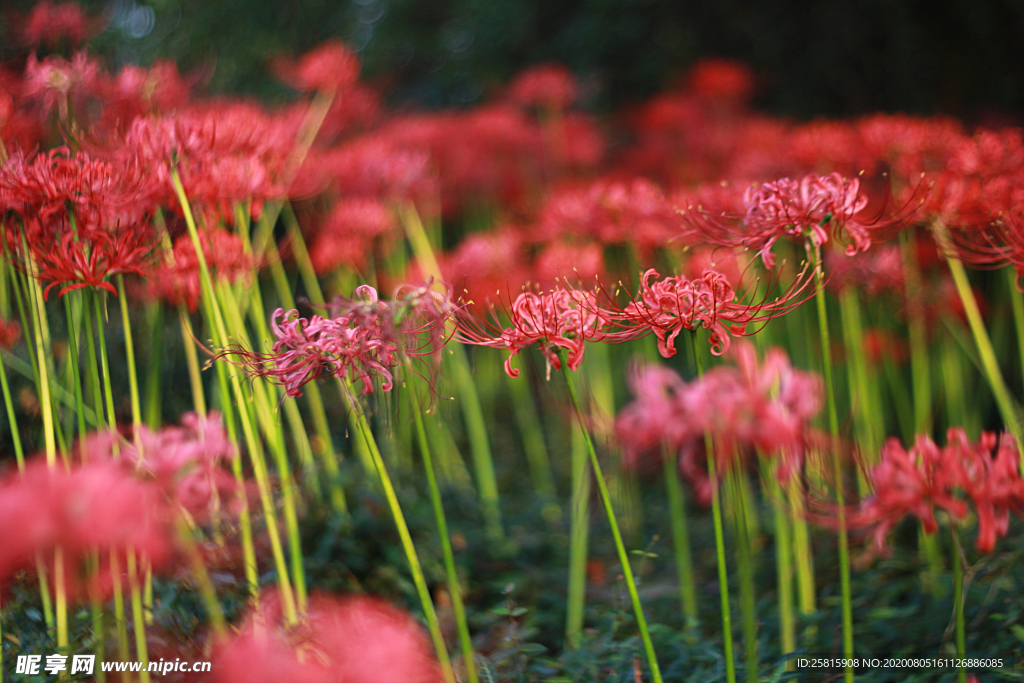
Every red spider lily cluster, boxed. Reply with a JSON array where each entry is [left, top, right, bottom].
[[0, 411, 237, 599], [852, 429, 1024, 554], [616, 342, 822, 505], [221, 283, 455, 397], [3, 3, 1024, 676]]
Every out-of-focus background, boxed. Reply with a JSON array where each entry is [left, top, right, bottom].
[[3, 0, 1023, 120]]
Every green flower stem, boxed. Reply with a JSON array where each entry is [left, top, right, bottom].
[[765, 462, 795, 666], [127, 549, 150, 683], [691, 331, 736, 683], [410, 390, 479, 683], [340, 383, 455, 683], [565, 421, 590, 649], [93, 294, 118, 434], [0, 353, 24, 471], [838, 289, 881, 493], [663, 445, 697, 625], [236, 205, 322, 503], [559, 352, 663, 683], [264, 223, 357, 497], [399, 203, 504, 543], [62, 294, 87, 456], [109, 550, 131, 674], [811, 245, 853, 682], [144, 303, 163, 429], [951, 524, 966, 683], [506, 368, 560, 518], [117, 276, 143, 449], [171, 167, 297, 624], [176, 518, 228, 639], [901, 230, 933, 435], [217, 280, 308, 613], [1008, 269, 1024, 416], [211, 357, 260, 599], [933, 222, 1024, 466], [728, 469, 758, 683]]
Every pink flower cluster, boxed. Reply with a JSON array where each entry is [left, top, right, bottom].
[[852, 429, 1024, 553], [224, 284, 454, 398], [616, 342, 823, 504], [213, 592, 441, 683]]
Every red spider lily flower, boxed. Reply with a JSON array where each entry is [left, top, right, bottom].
[[948, 429, 1024, 553], [616, 343, 821, 501], [507, 63, 579, 111], [220, 283, 454, 398], [856, 113, 962, 181], [458, 286, 635, 379], [379, 108, 544, 219], [850, 435, 970, 550], [31, 223, 152, 299], [121, 104, 301, 217], [309, 197, 396, 274], [614, 266, 813, 357], [534, 178, 679, 255], [685, 173, 879, 268], [0, 147, 154, 228], [615, 363, 691, 472], [101, 61, 192, 133], [21, 1, 95, 49], [150, 228, 253, 311], [213, 592, 441, 683], [22, 51, 105, 122], [294, 135, 436, 206], [275, 40, 361, 94], [682, 341, 821, 470], [788, 120, 874, 176], [850, 428, 1024, 553], [0, 458, 172, 601]]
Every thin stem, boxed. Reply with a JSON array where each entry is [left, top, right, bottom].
[[951, 524, 966, 683], [400, 203, 504, 542], [565, 421, 590, 649], [766, 462, 795, 667], [171, 167, 296, 623], [691, 332, 736, 683], [559, 352, 663, 683], [506, 367, 560, 519], [729, 468, 758, 683], [410, 390, 478, 683], [117, 276, 143, 450], [127, 549, 150, 683], [811, 244, 853, 682], [342, 384, 455, 683], [663, 445, 697, 625], [934, 222, 1024, 466]]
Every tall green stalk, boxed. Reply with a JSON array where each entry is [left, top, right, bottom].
[[691, 332, 736, 683], [663, 446, 697, 625], [399, 203, 504, 543], [559, 351, 663, 683], [341, 384, 456, 683], [951, 524, 966, 683], [728, 468, 758, 683], [410, 390, 479, 683], [933, 222, 1024, 466], [171, 167, 297, 624], [811, 244, 853, 682], [565, 421, 590, 649]]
